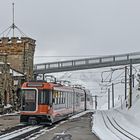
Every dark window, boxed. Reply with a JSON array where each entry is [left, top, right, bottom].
[[38, 89, 51, 105], [21, 89, 36, 111]]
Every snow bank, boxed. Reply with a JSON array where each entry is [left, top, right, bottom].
[[92, 84, 140, 139]]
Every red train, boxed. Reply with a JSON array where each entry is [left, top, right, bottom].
[[20, 80, 93, 125]]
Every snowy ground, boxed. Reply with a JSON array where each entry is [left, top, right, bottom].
[[92, 85, 140, 140]]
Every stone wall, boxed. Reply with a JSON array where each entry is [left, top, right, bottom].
[[0, 56, 13, 106], [0, 37, 36, 111], [0, 37, 36, 81]]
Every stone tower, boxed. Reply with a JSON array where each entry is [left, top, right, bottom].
[[0, 37, 36, 81]]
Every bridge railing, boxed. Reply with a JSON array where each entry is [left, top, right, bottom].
[[34, 52, 140, 73]]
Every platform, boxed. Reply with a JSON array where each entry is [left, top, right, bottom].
[[0, 114, 20, 132], [37, 112, 100, 140]]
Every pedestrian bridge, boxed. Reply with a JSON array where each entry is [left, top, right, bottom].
[[34, 52, 140, 74]]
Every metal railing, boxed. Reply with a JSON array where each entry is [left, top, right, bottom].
[[34, 52, 140, 74]]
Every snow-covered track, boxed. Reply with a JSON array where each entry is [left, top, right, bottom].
[[112, 117, 140, 140], [0, 125, 43, 140], [101, 111, 123, 140], [102, 111, 140, 140], [0, 111, 90, 140]]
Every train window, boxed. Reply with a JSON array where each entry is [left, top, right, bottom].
[[38, 89, 51, 105], [56, 92, 58, 104], [57, 91, 60, 104], [63, 94, 66, 104], [69, 93, 71, 107], [68, 93, 70, 107], [59, 92, 61, 104], [53, 91, 57, 104], [68, 92, 70, 108], [60, 91, 63, 104], [61, 92, 63, 104], [62, 92, 65, 104], [21, 89, 36, 111], [76, 92, 80, 106], [53, 90, 67, 105], [67, 92, 69, 108], [53, 91, 59, 104]]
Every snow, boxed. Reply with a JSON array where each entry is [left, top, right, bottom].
[[69, 110, 91, 119], [1, 67, 139, 139], [49, 67, 140, 139], [0, 126, 41, 140], [0, 111, 19, 117], [10, 69, 24, 76], [92, 84, 140, 140], [23, 111, 89, 140], [4, 104, 12, 109]]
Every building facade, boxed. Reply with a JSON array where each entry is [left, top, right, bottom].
[[0, 37, 36, 112], [0, 37, 36, 81]]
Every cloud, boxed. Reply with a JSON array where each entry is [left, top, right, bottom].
[[1, 0, 140, 63]]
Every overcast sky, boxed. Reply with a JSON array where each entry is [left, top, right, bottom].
[[0, 0, 140, 63]]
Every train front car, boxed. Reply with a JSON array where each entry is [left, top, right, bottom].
[[20, 81, 92, 125], [20, 81, 53, 125]]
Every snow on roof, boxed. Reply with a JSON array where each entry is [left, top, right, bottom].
[[10, 69, 24, 77], [0, 62, 5, 65]]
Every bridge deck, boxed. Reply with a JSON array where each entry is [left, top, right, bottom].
[[34, 52, 140, 74]]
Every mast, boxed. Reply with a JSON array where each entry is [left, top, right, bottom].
[[12, 3, 15, 37]]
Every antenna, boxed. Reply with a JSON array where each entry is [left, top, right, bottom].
[[0, 2, 27, 37], [12, 2, 15, 37]]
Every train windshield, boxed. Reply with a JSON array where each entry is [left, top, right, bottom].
[[21, 89, 37, 111]]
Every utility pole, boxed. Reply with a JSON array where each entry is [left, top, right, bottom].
[[92, 95, 98, 110], [112, 83, 114, 108], [125, 66, 127, 100], [108, 88, 110, 110], [42, 74, 45, 80], [129, 59, 132, 108], [84, 90, 87, 111], [95, 95, 97, 110], [132, 74, 135, 88]]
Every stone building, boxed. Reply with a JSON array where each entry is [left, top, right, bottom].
[[0, 54, 13, 106], [0, 37, 36, 111], [0, 37, 36, 81]]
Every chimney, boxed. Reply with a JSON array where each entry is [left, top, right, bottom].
[[11, 37, 19, 44], [1, 37, 9, 44]]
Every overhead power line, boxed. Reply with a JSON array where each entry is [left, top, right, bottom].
[[34, 55, 103, 58]]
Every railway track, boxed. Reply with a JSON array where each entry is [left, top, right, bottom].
[[101, 111, 140, 140], [0, 118, 66, 140], [0, 125, 44, 140], [0, 111, 90, 140]]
